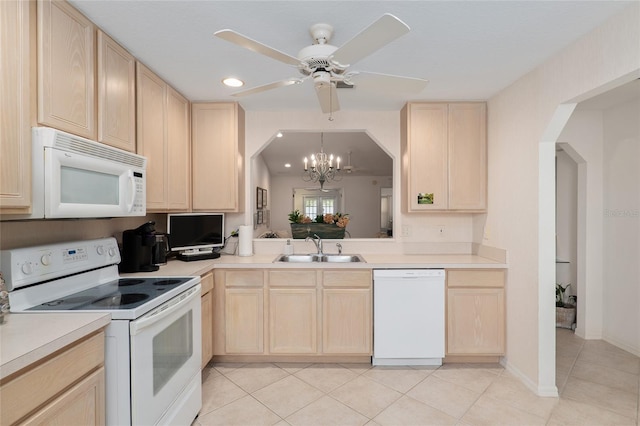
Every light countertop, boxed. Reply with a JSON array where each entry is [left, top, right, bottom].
[[122, 253, 507, 278], [0, 312, 111, 380]]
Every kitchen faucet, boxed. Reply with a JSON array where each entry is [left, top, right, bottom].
[[305, 234, 323, 255]]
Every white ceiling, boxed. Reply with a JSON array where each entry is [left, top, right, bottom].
[[70, 0, 634, 112]]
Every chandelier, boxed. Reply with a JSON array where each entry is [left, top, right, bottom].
[[302, 133, 342, 189]]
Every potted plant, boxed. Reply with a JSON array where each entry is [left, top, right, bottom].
[[288, 210, 350, 239], [556, 283, 576, 329]]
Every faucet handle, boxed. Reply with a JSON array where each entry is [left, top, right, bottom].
[[336, 243, 342, 254]]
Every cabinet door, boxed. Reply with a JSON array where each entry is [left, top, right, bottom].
[[201, 272, 214, 368], [403, 103, 448, 211], [38, 0, 95, 139], [225, 288, 264, 354], [192, 103, 245, 212], [447, 288, 505, 355], [97, 30, 135, 152], [0, 0, 33, 211], [136, 62, 167, 210], [166, 87, 191, 210], [322, 288, 372, 354], [322, 269, 372, 354], [448, 103, 487, 210], [269, 289, 317, 354], [22, 368, 105, 426]]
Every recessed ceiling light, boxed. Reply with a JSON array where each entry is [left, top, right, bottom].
[[222, 77, 244, 87], [276, 132, 283, 138], [284, 163, 291, 168]]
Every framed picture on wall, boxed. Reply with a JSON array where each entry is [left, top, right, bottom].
[[256, 187, 264, 209], [262, 188, 267, 208], [256, 210, 264, 224]]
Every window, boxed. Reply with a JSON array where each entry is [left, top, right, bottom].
[[303, 195, 337, 219]]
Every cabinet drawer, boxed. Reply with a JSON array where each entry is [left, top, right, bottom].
[[269, 270, 317, 287], [322, 270, 372, 288], [0, 331, 104, 425], [224, 270, 264, 287], [447, 269, 504, 288]]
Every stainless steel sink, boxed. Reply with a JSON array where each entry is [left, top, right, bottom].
[[274, 254, 365, 263]]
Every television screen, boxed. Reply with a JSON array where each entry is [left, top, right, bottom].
[[167, 213, 224, 252]]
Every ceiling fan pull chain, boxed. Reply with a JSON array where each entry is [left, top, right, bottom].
[[328, 83, 335, 121]]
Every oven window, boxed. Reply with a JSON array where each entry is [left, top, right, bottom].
[[152, 311, 193, 395], [61, 166, 119, 205]]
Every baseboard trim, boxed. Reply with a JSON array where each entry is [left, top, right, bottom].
[[501, 357, 559, 397], [212, 354, 372, 364]]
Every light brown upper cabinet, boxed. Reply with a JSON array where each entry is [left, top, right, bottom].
[[37, 0, 96, 139], [401, 102, 487, 212], [136, 62, 191, 212], [191, 103, 245, 212], [0, 0, 34, 212], [97, 30, 136, 152]]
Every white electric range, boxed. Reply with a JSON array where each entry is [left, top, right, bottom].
[[1, 237, 202, 426]]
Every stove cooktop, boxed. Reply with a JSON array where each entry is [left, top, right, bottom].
[[26, 276, 196, 317]]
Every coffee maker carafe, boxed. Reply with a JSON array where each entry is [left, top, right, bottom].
[[120, 221, 159, 272], [152, 233, 169, 266]]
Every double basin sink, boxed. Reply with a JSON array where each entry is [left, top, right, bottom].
[[274, 253, 366, 263]]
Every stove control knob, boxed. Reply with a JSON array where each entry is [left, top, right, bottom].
[[21, 262, 33, 275], [96, 245, 105, 255], [108, 247, 117, 257], [40, 254, 52, 266]]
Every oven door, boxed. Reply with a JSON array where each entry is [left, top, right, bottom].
[[129, 284, 201, 426], [44, 146, 146, 218]]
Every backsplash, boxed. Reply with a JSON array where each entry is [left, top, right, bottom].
[[0, 214, 166, 250]]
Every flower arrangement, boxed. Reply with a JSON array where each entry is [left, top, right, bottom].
[[288, 210, 350, 227]]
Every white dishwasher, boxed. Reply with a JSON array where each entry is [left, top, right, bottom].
[[373, 269, 445, 366]]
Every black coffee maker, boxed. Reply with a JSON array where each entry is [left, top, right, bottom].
[[120, 221, 160, 272]]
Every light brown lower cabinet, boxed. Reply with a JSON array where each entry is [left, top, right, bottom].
[[269, 270, 318, 354], [22, 368, 105, 426], [200, 272, 214, 368], [212, 269, 372, 358], [446, 269, 505, 358], [322, 270, 372, 354], [219, 270, 265, 355], [0, 331, 106, 425]]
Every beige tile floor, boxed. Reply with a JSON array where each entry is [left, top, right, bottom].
[[195, 329, 639, 425]]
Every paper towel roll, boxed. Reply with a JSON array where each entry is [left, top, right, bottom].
[[238, 225, 253, 257]]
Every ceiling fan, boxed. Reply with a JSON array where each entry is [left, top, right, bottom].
[[214, 14, 428, 113]]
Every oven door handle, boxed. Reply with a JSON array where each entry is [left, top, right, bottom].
[[130, 285, 200, 335]]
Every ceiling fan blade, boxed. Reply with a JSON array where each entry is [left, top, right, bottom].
[[231, 78, 303, 97], [315, 82, 340, 113], [215, 29, 300, 66], [331, 14, 410, 67], [349, 71, 428, 93]]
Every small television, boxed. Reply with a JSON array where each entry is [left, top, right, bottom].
[[167, 213, 224, 258]]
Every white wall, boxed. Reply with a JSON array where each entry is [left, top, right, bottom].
[[485, 3, 639, 394], [602, 97, 640, 355]]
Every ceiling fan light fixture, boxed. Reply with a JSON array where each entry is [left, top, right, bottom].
[[222, 77, 244, 87]]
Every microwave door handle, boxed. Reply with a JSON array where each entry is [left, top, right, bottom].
[[130, 286, 201, 335], [126, 170, 136, 212]]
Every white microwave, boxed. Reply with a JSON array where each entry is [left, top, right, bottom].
[[7, 127, 147, 220]]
